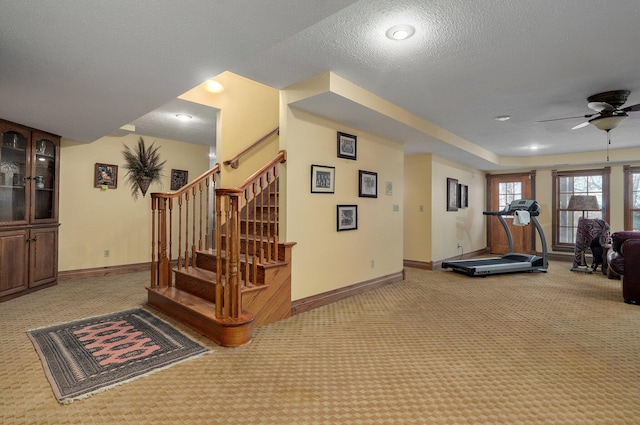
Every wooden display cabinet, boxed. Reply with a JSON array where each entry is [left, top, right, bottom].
[[0, 119, 59, 301]]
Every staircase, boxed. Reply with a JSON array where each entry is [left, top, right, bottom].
[[147, 149, 294, 347]]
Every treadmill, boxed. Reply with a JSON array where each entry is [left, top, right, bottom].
[[442, 199, 548, 276]]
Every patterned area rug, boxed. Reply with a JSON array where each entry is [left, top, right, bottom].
[[27, 308, 210, 404]]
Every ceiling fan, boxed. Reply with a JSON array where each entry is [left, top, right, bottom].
[[540, 90, 640, 131]]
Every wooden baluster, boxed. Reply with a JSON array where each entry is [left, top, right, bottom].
[[205, 177, 211, 250], [191, 186, 197, 264], [198, 181, 204, 251], [177, 195, 184, 270], [185, 191, 191, 268]]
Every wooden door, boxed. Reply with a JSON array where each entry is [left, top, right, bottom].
[[487, 174, 533, 254]]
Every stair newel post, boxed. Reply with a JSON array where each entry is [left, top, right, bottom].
[[167, 197, 174, 284], [265, 171, 273, 263], [150, 195, 158, 288], [214, 190, 224, 318], [272, 166, 279, 262], [191, 185, 197, 263], [156, 196, 170, 287], [229, 190, 243, 318]]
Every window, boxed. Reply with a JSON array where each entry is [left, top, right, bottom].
[[624, 165, 640, 230], [498, 181, 522, 212], [552, 168, 610, 251]]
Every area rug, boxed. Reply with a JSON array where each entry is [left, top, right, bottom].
[[27, 308, 210, 404]]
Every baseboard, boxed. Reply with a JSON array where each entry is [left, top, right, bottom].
[[291, 270, 404, 316], [59, 262, 150, 281], [405, 248, 490, 271]]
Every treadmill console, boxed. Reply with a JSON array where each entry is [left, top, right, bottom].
[[508, 199, 540, 214]]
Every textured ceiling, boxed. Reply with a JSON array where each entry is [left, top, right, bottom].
[[2, 0, 640, 170]]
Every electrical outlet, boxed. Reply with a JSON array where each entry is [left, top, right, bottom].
[[371, 260, 375, 268], [104, 250, 110, 257], [456, 242, 462, 249]]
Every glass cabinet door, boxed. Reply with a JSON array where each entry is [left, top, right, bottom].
[[0, 129, 29, 223], [32, 134, 57, 221]]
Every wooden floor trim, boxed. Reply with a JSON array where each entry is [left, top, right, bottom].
[[59, 262, 150, 281], [291, 270, 404, 316]]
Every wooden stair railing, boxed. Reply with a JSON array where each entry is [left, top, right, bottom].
[[150, 164, 220, 290], [223, 127, 279, 169], [148, 150, 288, 346]]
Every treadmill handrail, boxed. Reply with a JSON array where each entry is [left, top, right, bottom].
[[483, 209, 540, 217]]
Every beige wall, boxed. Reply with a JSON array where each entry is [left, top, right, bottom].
[[179, 71, 280, 187], [403, 154, 432, 262], [58, 134, 209, 272], [281, 107, 404, 300], [404, 153, 486, 264]]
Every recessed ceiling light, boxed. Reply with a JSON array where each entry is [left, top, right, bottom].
[[386, 25, 415, 41], [205, 79, 224, 93], [494, 115, 511, 122], [529, 145, 540, 151], [176, 114, 192, 121]]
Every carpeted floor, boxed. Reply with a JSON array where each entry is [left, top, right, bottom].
[[1, 262, 639, 424]]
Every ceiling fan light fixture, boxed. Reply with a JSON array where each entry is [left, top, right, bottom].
[[589, 113, 627, 131]]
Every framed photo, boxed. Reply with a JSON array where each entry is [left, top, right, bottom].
[[337, 205, 358, 231], [94, 163, 118, 188], [171, 169, 189, 190], [446, 178, 458, 211], [337, 131, 357, 160], [458, 184, 468, 208], [358, 170, 378, 198], [310, 164, 335, 193]]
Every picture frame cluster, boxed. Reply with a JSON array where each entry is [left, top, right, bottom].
[[312, 131, 384, 231]]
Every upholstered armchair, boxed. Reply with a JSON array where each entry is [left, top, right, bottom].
[[607, 231, 640, 305]]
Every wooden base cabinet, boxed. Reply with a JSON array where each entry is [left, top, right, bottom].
[[0, 119, 59, 301]]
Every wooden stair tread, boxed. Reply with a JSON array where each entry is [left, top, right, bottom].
[[150, 286, 215, 317], [196, 249, 289, 268]]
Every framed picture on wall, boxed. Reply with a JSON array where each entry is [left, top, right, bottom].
[[446, 178, 458, 211], [94, 163, 118, 188], [337, 204, 358, 231], [170, 169, 189, 190], [458, 184, 468, 208], [358, 170, 377, 198], [311, 164, 335, 193], [337, 131, 357, 160]]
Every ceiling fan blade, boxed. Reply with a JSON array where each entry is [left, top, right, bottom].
[[622, 103, 640, 112], [587, 102, 615, 112], [537, 113, 595, 123], [572, 121, 590, 130]]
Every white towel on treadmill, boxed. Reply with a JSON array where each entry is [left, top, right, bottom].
[[513, 210, 530, 226]]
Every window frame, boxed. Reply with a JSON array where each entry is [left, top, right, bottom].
[[623, 165, 640, 231], [551, 167, 610, 251]]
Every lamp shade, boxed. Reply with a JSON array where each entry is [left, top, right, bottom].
[[589, 113, 628, 131], [566, 195, 600, 211]]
